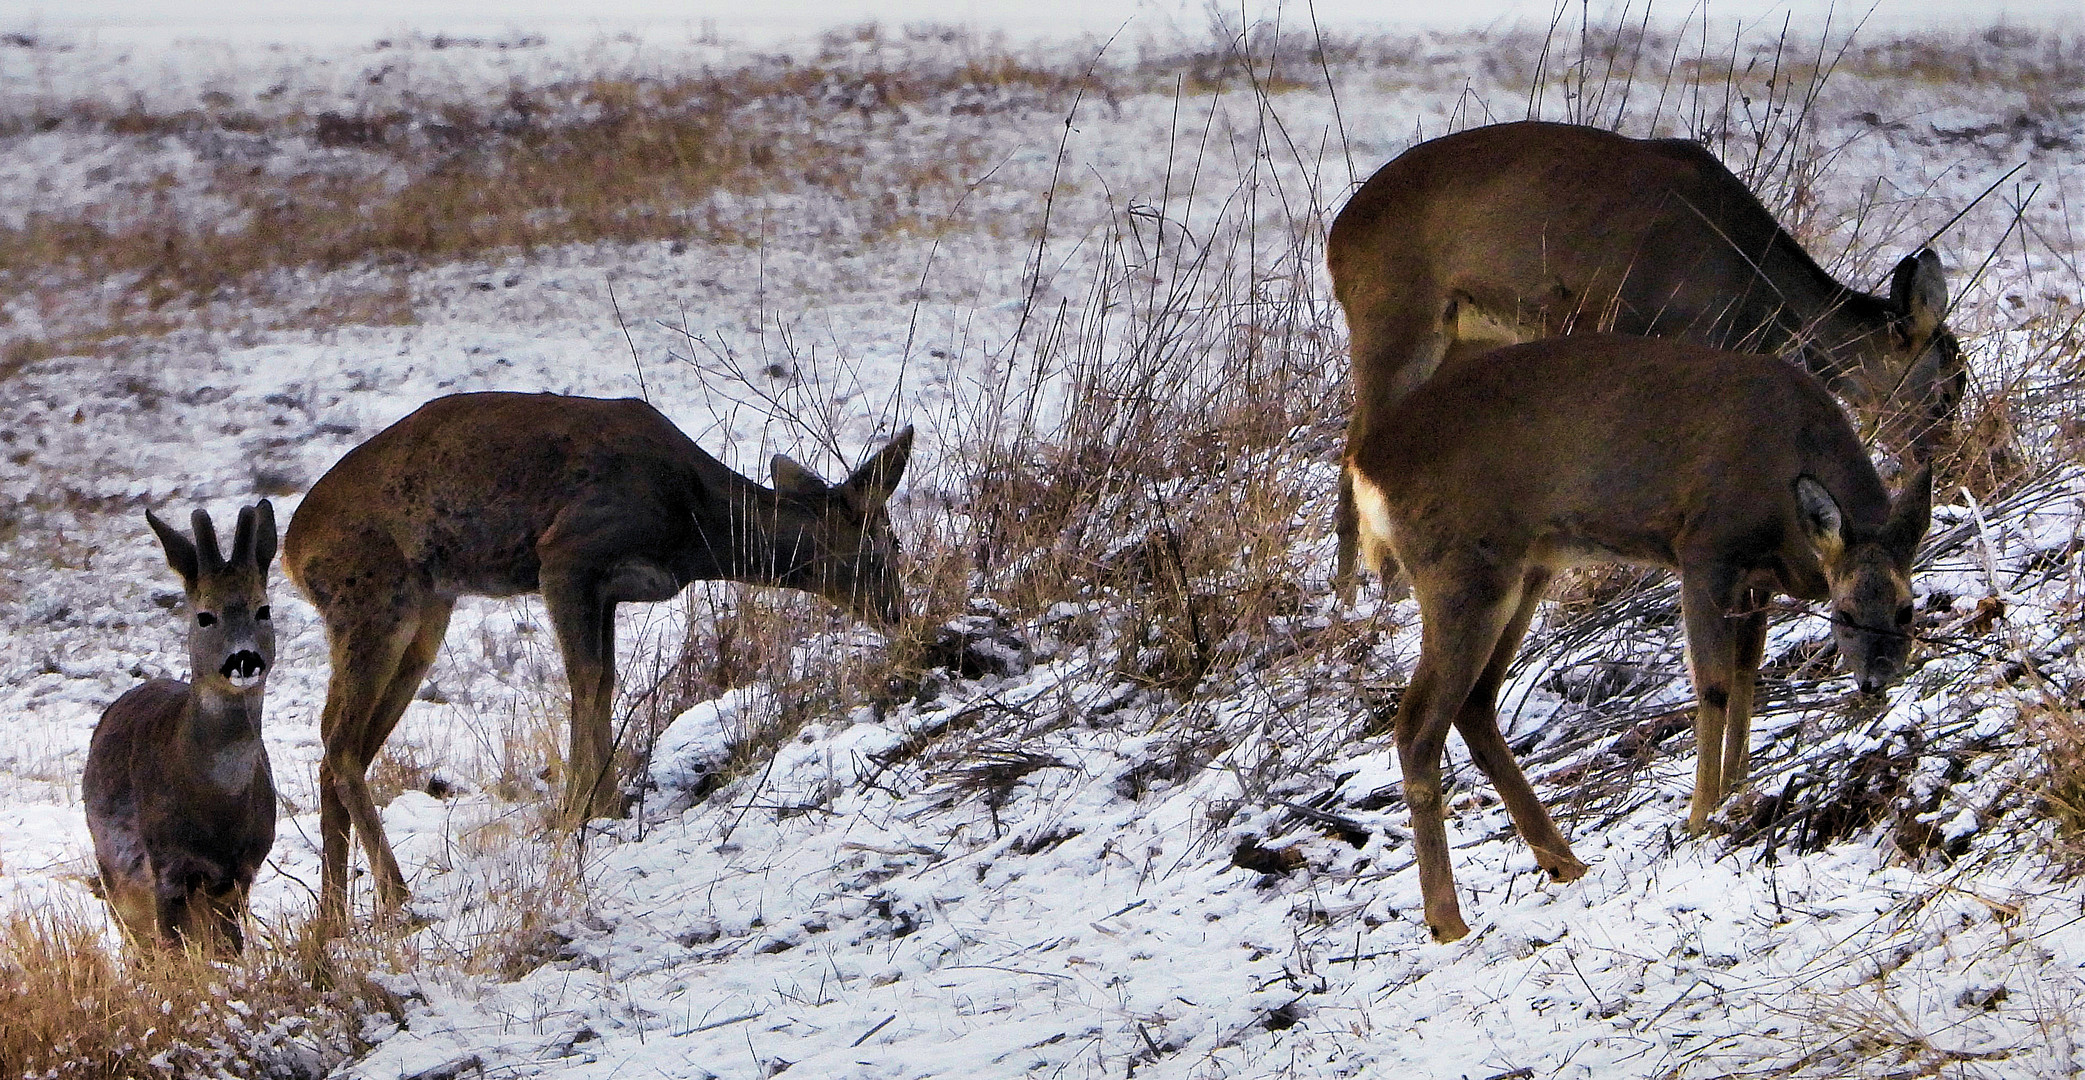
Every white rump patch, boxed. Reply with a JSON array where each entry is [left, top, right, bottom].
[[1348, 466, 1399, 576]]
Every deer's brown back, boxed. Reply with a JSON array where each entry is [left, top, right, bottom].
[[1356, 336, 1892, 573], [1330, 122, 1860, 422], [288, 393, 714, 597]]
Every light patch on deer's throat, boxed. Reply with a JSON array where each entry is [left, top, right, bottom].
[[209, 739, 264, 791], [1449, 297, 1528, 353], [1347, 466, 1399, 577]]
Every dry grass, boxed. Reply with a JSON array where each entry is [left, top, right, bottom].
[[589, 19, 1360, 811], [0, 34, 1104, 364], [2024, 697, 2085, 863], [0, 900, 393, 1079]]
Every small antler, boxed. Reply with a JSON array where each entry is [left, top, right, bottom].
[[230, 505, 257, 570]]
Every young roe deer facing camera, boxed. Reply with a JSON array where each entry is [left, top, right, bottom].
[[84, 501, 279, 955], [1349, 336, 1931, 942], [1329, 120, 1959, 599], [284, 391, 914, 923]]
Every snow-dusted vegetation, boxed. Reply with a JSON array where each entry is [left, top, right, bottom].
[[1, 12, 2082, 1078]]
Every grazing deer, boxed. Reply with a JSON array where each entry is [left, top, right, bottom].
[[1329, 120, 1959, 598], [284, 391, 914, 922], [84, 502, 279, 954], [1349, 335, 1930, 941]]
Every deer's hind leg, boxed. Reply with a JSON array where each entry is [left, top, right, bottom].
[[1395, 556, 1528, 942], [307, 545, 447, 922], [1450, 568, 1587, 883], [343, 595, 454, 915]]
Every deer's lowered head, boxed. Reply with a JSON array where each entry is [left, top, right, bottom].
[[1815, 249, 1961, 457], [765, 425, 914, 627], [1795, 464, 1932, 694], [147, 502, 278, 707]]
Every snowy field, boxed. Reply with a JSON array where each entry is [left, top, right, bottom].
[[3, 10, 2085, 1079]]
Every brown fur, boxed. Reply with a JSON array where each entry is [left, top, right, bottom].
[[83, 503, 279, 955], [1329, 120, 1959, 596], [1350, 336, 1930, 941], [282, 391, 913, 924]]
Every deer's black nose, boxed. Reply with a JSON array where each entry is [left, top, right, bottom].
[[220, 651, 266, 681], [1856, 662, 1896, 695]]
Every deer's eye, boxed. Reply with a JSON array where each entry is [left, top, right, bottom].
[[196, 612, 218, 628], [254, 605, 271, 621], [1896, 605, 1914, 627]]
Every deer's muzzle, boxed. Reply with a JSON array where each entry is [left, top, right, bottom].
[[220, 650, 267, 688]]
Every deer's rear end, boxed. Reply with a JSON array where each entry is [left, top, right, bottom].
[[1349, 336, 1930, 941]]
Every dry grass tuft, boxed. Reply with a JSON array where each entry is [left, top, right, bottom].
[[2024, 698, 2085, 864], [0, 900, 394, 1079]]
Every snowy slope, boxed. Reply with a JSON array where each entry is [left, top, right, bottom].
[[3, 19, 2084, 1080]]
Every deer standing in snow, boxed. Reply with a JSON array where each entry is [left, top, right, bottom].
[[283, 391, 914, 924], [1329, 120, 1959, 599], [85, 502, 279, 954], [1349, 336, 1930, 941]]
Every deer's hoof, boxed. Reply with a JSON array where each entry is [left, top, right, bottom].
[[1427, 913, 1472, 943]]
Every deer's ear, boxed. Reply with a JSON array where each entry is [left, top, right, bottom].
[[147, 509, 200, 591], [1794, 476, 1847, 563], [1890, 248, 1948, 342], [252, 499, 278, 578], [770, 454, 830, 496], [1882, 465, 1933, 559], [844, 426, 914, 508]]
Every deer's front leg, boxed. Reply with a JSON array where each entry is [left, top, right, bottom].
[[542, 571, 620, 824], [1679, 572, 1744, 834], [1722, 593, 1770, 792]]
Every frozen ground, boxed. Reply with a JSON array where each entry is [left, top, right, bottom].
[[3, 16, 2085, 1080]]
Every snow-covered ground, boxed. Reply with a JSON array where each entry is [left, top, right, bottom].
[[3, 16, 2084, 1079]]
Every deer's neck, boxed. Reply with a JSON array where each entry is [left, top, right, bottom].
[[1756, 243, 1896, 381], [182, 688, 267, 792], [685, 473, 820, 589]]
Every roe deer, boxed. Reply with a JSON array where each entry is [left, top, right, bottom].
[[1348, 335, 1930, 941], [84, 501, 279, 954], [283, 391, 914, 922], [1330, 120, 1958, 597]]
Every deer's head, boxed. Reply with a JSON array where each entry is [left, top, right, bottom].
[[769, 427, 914, 626], [1794, 466, 1931, 694], [1869, 249, 1962, 455], [148, 501, 279, 696]]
